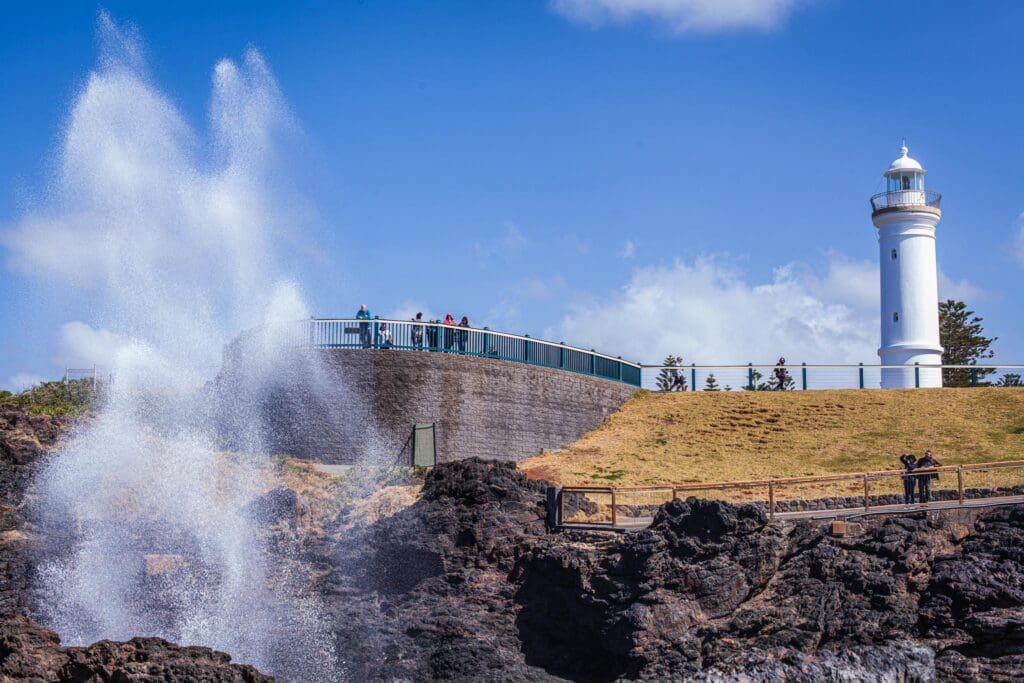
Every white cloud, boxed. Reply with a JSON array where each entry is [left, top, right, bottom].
[[620, 239, 636, 258], [550, 0, 810, 33], [383, 301, 437, 322], [938, 269, 984, 303], [556, 253, 880, 364], [55, 321, 130, 368], [7, 373, 45, 392]]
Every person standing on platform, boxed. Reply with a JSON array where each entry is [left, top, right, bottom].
[[356, 304, 372, 349], [917, 450, 942, 504], [899, 453, 917, 505]]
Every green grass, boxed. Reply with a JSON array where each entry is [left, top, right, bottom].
[[1, 379, 98, 416]]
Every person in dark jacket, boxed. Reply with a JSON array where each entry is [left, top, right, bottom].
[[916, 450, 942, 503], [457, 316, 470, 352], [899, 453, 917, 505], [411, 312, 425, 349]]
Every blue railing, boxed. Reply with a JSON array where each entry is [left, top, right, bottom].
[[306, 318, 642, 387]]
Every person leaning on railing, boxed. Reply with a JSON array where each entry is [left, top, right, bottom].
[[377, 322, 393, 349], [457, 316, 470, 352]]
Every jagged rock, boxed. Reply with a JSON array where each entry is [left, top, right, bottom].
[[5, 402, 1024, 681], [0, 614, 272, 682]]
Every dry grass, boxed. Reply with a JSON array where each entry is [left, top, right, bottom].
[[520, 388, 1024, 488]]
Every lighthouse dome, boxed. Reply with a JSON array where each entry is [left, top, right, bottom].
[[885, 144, 924, 176]]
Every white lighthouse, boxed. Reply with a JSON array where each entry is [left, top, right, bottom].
[[871, 143, 943, 388]]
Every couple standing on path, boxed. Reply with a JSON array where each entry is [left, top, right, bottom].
[[900, 451, 942, 505]]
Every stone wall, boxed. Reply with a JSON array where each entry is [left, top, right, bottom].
[[213, 347, 637, 464]]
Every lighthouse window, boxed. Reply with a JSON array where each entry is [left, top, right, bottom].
[[891, 248, 897, 260], [901, 175, 911, 190], [893, 312, 899, 323]]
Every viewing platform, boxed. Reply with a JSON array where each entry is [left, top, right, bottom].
[[305, 317, 643, 387]]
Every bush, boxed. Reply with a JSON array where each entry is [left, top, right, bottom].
[[1, 379, 98, 416]]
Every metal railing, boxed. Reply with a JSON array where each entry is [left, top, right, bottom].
[[640, 363, 1024, 391], [557, 459, 1024, 529], [870, 189, 942, 212], [305, 318, 642, 387]]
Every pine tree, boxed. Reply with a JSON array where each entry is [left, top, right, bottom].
[[656, 355, 680, 391], [939, 300, 996, 387], [996, 373, 1022, 387], [743, 368, 766, 391], [704, 373, 720, 391]]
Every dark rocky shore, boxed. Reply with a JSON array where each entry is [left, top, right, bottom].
[[3, 404, 1024, 681]]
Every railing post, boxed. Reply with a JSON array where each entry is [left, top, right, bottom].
[[957, 467, 964, 504], [482, 329, 489, 357], [590, 350, 596, 375], [671, 486, 677, 502], [914, 362, 920, 389], [610, 488, 617, 528], [801, 362, 807, 391], [618, 357, 623, 382], [859, 362, 864, 389], [691, 363, 696, 392], [373, 316, 380, 350], [747, 363, 754, 391], [863, 474, 871, 510], [524, 335, 531, 362], [971, 367, 978, 387], [559, 344, 565, 369], [768, 481, 775, 519]]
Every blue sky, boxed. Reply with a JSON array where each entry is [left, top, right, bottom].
[[2, 0, 1023, 389]]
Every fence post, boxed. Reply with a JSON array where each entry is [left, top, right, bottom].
[[863, 474, 871, 510], [481, 329, 489, 357], [559, 344, 565, 369], [801, 362, 807, 390], [618, 357, 623, 382], [524, 335, 531, 362], [610, 488, 617, 528], [671, 486, 677, 502], [590, 350, 596, 375], [970, 367, 978, 387], [691, 363, 697, 392], [768, 481, 775, 519], [859, 362, 865, 389], [957, 467, 964, 504], [373, 317, 380, 350], [747, 363, 754, 391], [914, 363, 920, 389]]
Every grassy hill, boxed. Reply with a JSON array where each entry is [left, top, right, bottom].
[[520, 388, 1024, 487]]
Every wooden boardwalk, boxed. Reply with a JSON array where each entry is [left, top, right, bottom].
[[556, 459, 1024, 531]]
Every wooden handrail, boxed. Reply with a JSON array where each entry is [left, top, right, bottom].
[[558, 459, 1024, 495]]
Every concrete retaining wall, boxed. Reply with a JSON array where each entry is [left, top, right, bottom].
[[214, 346, 637, 464]]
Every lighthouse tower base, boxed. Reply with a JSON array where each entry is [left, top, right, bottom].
[[879, 346, 943, 388]]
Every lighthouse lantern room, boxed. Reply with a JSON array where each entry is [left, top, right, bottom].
[[870, 144, 943, 388]]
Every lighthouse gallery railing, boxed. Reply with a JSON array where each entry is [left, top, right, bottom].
[[870, 189, 942, 212]]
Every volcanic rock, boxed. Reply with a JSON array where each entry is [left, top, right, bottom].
[[0, 614, 272, 682]]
